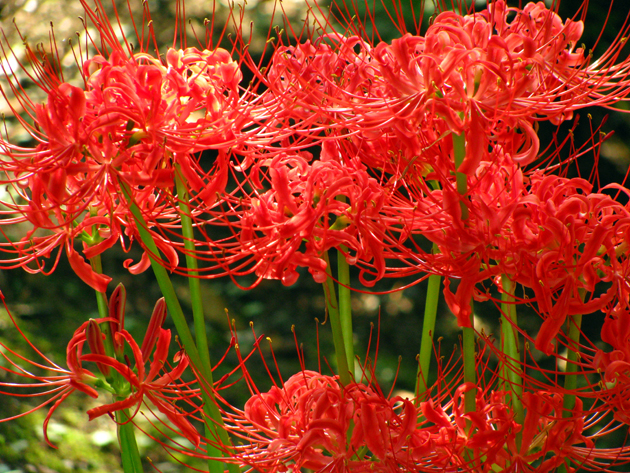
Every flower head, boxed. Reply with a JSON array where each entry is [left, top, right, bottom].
[[0, 0, 255, 288], [0, 287, 197, 447]]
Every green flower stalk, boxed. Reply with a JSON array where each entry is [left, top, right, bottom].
[[120, 180, 238, 473]]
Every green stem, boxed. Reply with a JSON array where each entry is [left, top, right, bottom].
[[558, 313, 583, 473], [562, 313, 583, 414], [415, 269, 441, 403], [337, 246, 354, 372], [415, 181, 443, 406], [322, 251, 352, 385], [453, 131, 475, 414], [174, 167, 213, 377], [90, 256, 111, 350], [323, 249, 358, 461], [461, 313, 477, 469], [453, 132, 469, 221], [562, 289, 585, 416], [500, 276, 524, 426], [462, 320, 477, 413], [117, 411, 144, 473], [120, 181, 237, 473], [89, 255, 143, 473], [175, 166, 229, 472]]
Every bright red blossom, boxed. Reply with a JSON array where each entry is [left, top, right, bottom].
[[0, 0, 251, 289], [237, 143, 421, 286], [222, 370, 430, 472], [0, 290, 196, 447]]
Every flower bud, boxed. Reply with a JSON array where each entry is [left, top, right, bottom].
[[86, 319, 111, 377], [141, 298, 167, 363], [108, 283, 126, 356]]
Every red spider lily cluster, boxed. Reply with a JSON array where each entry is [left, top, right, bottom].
[[203, 322, 629, 473], [0, 0, 252, 291], [2, 0, 630, 471]]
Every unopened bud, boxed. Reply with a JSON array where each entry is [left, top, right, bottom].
[[141, 298, 167, 363], [108, 283, 126, 356], [86, 319, 111, 377]]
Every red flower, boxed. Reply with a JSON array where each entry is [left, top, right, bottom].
[[320, 1, 630, 170], [217, 370, 433, 472], [237, 145, 420, 286], [83, 326, 199, 447], [0, 289, 197, 447], [0, 310, 99, 447], [0, 0, 254, 287], [504, 173, 630, 353]]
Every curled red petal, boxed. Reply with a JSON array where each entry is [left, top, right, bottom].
[[65, 242, 111, 293]]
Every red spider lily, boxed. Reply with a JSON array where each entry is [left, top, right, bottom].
[[358, 1, 586, 165], [505, 390, 603, 473], [235, 143, 424, 287], [193, 318, 491, 472], [0, 311, 99, 447], [235, 370, 433, 472], [588, 296, 630, 426], [471, 323, 630, 473], [419, 383, 518, 471], [0, 289, 198, 447], [83, 324, 199, 447], [0, 308, 102, 447], [261, 32, 374, 139], [293, 0, 630, 170], [0, 0, 258, 287], [392, 132, 630, 335], [203, 335, 440, 472], [196, 319, 596, 472], [499, 173, 630, 353], [407, 146, 527, 326], [447, 387, 594, 473], [84, 293, 199, 447], [418, 367, 630, 472]]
